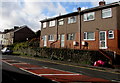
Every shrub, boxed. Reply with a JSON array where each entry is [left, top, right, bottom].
[[12, 42, 108, 65]]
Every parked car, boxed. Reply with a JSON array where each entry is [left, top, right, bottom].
[[1, 47, 13, 55]]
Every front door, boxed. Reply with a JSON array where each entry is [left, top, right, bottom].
[[61, 34, 65, 47], [99, 31, 107, 49], [43, 35, 47, 47]]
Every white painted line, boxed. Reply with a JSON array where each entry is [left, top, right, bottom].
[[23, 67, 44, 70], [2, 61, 13, 66], [111, 80, 120, 82], [39, 74, 80, 76]]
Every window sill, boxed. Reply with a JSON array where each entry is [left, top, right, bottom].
[[49, 26, 55, 28], [108, 37, 114, 39], [84, 19, 95, 22], [83, 39, 95, 41], [49, 40, 54, 42], [102, 16, 112, 19]]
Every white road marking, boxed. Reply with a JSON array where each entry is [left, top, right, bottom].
[[23, 67, 45, 70], [38, 74, 80, 76], [2, 60, 13, 66]]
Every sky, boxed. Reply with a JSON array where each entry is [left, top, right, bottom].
[[0, 0, 119, 32]]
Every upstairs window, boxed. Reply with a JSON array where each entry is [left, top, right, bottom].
[[67, 33, 75, 40], [49, 20, 55, 27], [68, 16, 76, 24], [84, 32, 95, 40], [102, 8, 112, 18], [48, 35, 54, 41], [58, 19, 64, 25], [84, 12, 95, 21], [43, 22, 46, 28], [108, 30, 114, 39]]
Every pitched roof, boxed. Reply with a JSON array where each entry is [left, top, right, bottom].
[[81, 1, 119, 14], [40, 1, 120, 22], [5, 25, 30, 33], [40, 12, 78, 22]]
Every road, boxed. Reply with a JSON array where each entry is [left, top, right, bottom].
[[1, 51, 56, 83], [2, 62, 56, 83], [1, 54, 120, 83]]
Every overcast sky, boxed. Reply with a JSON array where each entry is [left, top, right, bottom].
[[0, 0, 119, 32]]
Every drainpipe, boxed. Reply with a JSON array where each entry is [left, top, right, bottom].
[[77, 7, 81, 49], [96, 28, 99, 50]]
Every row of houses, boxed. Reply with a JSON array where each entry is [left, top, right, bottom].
[[40, 1, 120, 54], [0, 25, 36, 46]]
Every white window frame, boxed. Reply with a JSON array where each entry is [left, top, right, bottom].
[[102, 8, 112, 18], [108, 30, 114, 39], [67, 33, 75, 40], [68, 16, 76, 24], [84, 12, 95, 21], [48, 35, 54, 41], [43, 22, 46, 28], [49, 20, 55, 27], [58, 19, 64, 26], [84, 32, 95, 40]]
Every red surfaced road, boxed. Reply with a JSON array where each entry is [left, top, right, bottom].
[[2, 59, 111, 83]]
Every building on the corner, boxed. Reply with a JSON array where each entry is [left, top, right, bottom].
[[80, 1, 120, 52], [0, 31, 7, 46], [4, 25, 36, 45], [40, 1, 120, 54]]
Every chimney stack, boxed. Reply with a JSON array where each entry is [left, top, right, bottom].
[[77, 7, 81, 12], [14, 26, 19, 30], [99, 0, 106, 6]]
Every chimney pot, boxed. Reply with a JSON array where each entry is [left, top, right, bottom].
[[99, 0, 106, 6], [77, 7, 81, 12]]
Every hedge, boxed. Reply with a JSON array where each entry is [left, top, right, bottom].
[[12, 42, 109, 65]]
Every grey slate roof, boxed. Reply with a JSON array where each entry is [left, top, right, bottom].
[[40, 1, 120, 22]]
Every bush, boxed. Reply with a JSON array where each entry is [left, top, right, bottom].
[[12, 41, 108, 65]]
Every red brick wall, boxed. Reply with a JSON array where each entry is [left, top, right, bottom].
[[107, 30, 118, 50], [81, 32, 99, 50], [81, 30, 119, 50], [40, 32, 80, 49], [65, 32, 80, 49], [40, 30, 119, 51]]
